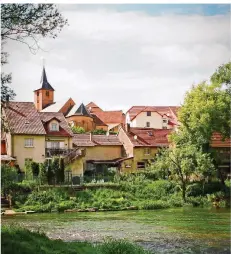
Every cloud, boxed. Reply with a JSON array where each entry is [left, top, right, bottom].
[[3, 5, 230, 112]]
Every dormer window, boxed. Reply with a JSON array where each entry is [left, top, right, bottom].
[[50, 122, 59, 131]]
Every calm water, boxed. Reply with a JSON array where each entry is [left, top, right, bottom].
[[2, 207, 230, 253]]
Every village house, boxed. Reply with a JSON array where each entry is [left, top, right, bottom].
[[126, 106, 180, 130], [117, 125, 172, 172], [68, 133, 123, 177]]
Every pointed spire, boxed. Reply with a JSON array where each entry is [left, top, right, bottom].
[[40, 66, 55, 91], [75, 103, 92, 117]]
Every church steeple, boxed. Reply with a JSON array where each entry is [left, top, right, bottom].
[[34, 65, 55, 111], [40, 67, 54, 91]]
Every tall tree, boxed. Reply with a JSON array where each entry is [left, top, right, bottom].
[[153, 145, 214, 202], [1, 4, 68, 101]]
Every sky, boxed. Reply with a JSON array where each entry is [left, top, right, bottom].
[[3, 4, 230, 112]]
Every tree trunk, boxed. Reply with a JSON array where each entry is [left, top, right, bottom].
[[182, 183, 186, 202]]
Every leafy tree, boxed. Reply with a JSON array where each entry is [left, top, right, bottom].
[[211, 62, 231, 90], [152, 145, 214, 202], [59, 158, 65, 183], [71, 126, 86, 134], [1, 165, 18, 197], [1, 4, 68, 101], [38, 163, 47, 185], [31, 162, 39, 176], [177, 82, 231, 148]]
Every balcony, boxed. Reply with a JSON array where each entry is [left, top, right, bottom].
[[45, 148, 74, 158]]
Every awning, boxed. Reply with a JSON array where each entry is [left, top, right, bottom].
[[1, 155, 16, 161]]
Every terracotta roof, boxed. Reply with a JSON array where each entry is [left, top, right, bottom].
[[39, 112, 73, 137], [127, 106, 181, 122], [128, 128, 172, 147], [92, 114, 107, 126], [93, 111, 125, 124], [86, 102, 103, 113], [73, 134, 122, 147], [210, 132, 230, 148], [4, 102, 46, 135]]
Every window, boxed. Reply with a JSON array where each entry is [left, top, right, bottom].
[[163, 119, 168, 123], [146, 122, 150, 127], [46, 91, 49, 97], [147, 111, 151, 116], [144, 148, 151, 155], [25, 138, 34, 147], [137, 162, 145, 169], [50, 123, 59, 131], [37, 92, 39, 96], [163, 126, 167, 129]]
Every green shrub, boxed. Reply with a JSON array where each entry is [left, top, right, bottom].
[[55, 200, 77, 212], [139, 200, 170, 210], [186, 196, 210, 207], [97, 239, 151, 254], [168, 195, 183, 207]]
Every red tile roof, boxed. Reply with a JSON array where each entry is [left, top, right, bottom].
[[127, 106, 181, 122], [39, 112, 73, 137], [4, 102, 46, 135], [93, 111, 125, 124], [73, 134, 122, 147], [86, 102, 103, 113], [128, 128, 172, 147], [210, 132, 230, 148]]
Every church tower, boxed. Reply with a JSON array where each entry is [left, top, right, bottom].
[[34, 66, 55, 111]]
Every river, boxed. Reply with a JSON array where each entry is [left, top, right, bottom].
[[2, 207, 230, 253]]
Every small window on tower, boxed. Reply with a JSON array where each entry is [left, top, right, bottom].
[[37, 91, 39, 96], [146, 122, 150, 127], [46, 91, 49, 97]]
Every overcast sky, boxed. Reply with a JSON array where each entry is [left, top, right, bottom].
[[3, 4, 230, 112]]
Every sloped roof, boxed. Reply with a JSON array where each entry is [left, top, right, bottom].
[[41, 98, 75, 116], [39, 112, 73, 137], [66, 103, 92, 118], [93, 111, 125, 124], [210, 132, 231, 148], [127, 106, 181, 122], [127, 128, 172, 147], [73, 134, 122, 147], [34, 67, 54, 91], [4, 102, 46, 135], [91, 114, 107, 126]]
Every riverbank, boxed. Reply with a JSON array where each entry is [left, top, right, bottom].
[[11, 179, 230, 213], [2, 225, 151, 254]]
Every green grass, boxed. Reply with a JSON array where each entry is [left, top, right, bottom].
[[1, 226, 152, 254]]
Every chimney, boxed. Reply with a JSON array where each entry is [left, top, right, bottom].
[[125, 123, 130, 132]]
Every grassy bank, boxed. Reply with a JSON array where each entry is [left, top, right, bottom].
[[12, 175, 230, 213], [2, 226, 151, 254]]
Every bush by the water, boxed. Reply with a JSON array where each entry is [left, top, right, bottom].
[[1, 226, 151, 254], [12, 173, 231, 213]]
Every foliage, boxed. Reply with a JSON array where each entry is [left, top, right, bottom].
[[1, 226, 151, 254], [176, 81, 231, 147], [151, 145, 215, 202], [138, 200, 170, 210], [1, 4, 67, 102], [38, 163, 47, 185], [211, 62, 231, 90], [97, 239, 152, 254], [91, 129, 117, 135], [1, 165, 18, 196], [71, 126, 86, 134]]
